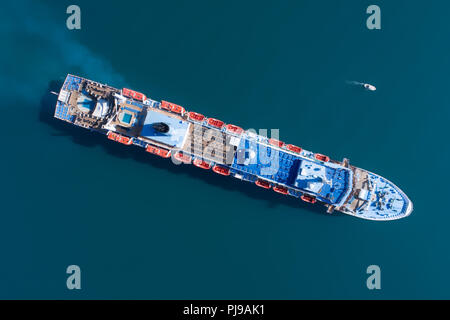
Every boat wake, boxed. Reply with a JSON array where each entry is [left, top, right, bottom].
[[0, 0, 126, 103], [346, 80, 364, 86], [346, 80, 376, 91]]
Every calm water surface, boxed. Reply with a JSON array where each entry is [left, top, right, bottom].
[[0, 0, 449, 299]]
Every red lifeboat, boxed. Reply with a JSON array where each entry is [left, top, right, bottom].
[[286, 144, 302, 154], [273, 185, 289, 195], [160, 100, 185, 115], [207, 118, 225, 129], [193, 158, 212, 170], [146, 145, 171, 158], [107, 131, 133, 145], [174, 151, 192, 164], [269, 138, 285, 148], [225, 124, 243, 135], [314, 153, 330, 162], [122, 88, 146, 102], [188, 111, 205, 122], [301, 194, 317, 204], [212, 165, 230, 176], [255, 179, 271, 189]]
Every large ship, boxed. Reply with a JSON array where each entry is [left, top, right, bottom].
[[54, 74, 413, 221]]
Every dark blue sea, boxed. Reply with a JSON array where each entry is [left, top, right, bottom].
[[1, 0, 449, 299]]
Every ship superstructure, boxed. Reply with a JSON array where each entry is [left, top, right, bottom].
[[54, 74, 413, 221]]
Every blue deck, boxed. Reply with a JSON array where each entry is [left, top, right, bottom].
[[54, 101, 75, 122], [230, 138, 351, 205], [294, 161, 350, 204], [63, 75, 82, 91], [140, 109, 189, 148]]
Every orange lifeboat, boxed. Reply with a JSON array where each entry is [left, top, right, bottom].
[[301, 194, 317, 204], [174, 151, 192, 164], [314, 153, 330, 162], [122, 88, 131, 97], [122, 88, 146, 102], [170, 104, 185, 115], [269, 138, 285, 148], [188, 111, 205, 122], [273, 185, 289, 195], [207, 118, 224, 129], [255, 179, 271, 189], [107, 131, 133, 145], [146, 145, 171, 158], [286, 144, 302, 153], [193, 158, 212, 170], [160, 100, 172, 111], [212, 165, 230, 176], [225, 124, 243, 135], [160, 100, 185, 115]]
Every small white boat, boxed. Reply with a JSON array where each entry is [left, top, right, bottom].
[[363, 83, 376, 91]]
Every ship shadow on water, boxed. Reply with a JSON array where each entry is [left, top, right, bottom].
[[39, 80, 338, 219]]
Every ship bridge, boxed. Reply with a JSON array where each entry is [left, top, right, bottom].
[[230, 138, 351, 205], [292, 160, 350, 205]]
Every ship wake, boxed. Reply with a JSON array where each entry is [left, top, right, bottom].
[[0, 0, 126, 103]]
